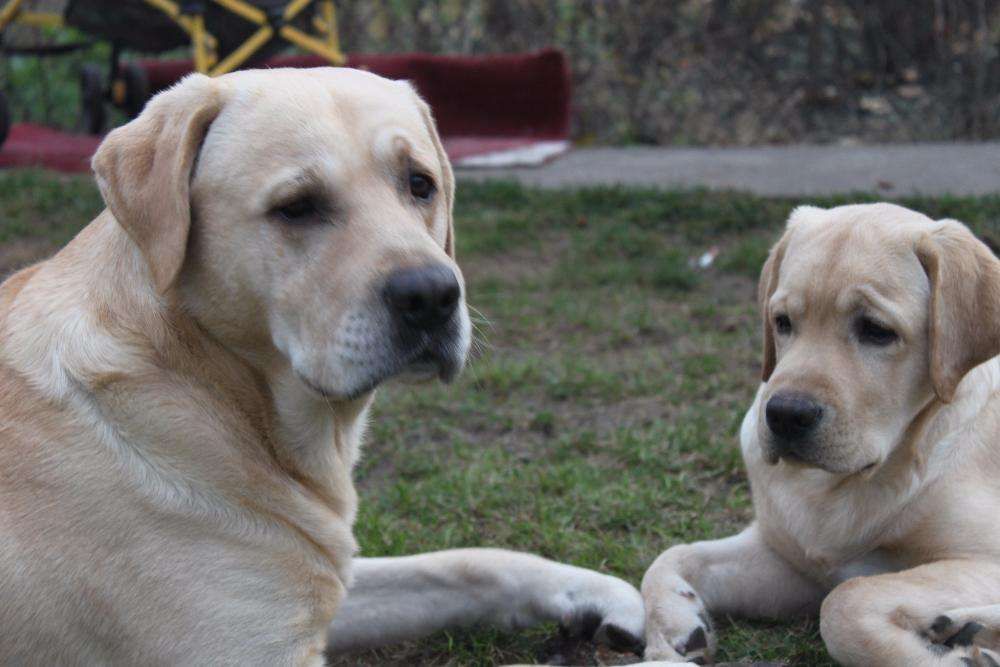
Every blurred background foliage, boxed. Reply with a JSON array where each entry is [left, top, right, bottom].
[[3, 0, 1000, 145]]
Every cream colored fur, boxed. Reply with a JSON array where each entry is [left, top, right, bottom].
[[641, 204, 1000, 666], [0, 68, 644, 665]]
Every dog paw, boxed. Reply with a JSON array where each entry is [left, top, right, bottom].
[[643, 574, 716, 665], [558, 608, 644, 655], [924, 615, 1000, 666], [595, 618, 647, 655], [956, 646, 1000, 667], [929, 616, 986, 649], [930, 611, 1000, 649], [556, 572, 646, 656]]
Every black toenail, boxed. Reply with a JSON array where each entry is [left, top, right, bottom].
[[684, 626, 708, 653], [946, 622, 985, 648], [602, 624, 645, 655], [564, 609, 601, 639], [931, 615, 953, 634]]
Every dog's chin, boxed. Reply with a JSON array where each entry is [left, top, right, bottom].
[[299, 345, 466, 402]]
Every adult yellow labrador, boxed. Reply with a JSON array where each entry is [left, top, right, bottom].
[[641, 204, 1000, 666], [0, 68, 644, 664]]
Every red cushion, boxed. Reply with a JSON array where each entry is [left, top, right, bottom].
[[137, 49, 571, 139]]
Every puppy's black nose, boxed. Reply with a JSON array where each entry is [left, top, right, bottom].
[[384, 264, 460, 331], [766, 392, 824, 444]]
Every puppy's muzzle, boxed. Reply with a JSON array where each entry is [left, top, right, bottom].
[[383, 264, 460, 333], [765, 391, 824, 459]]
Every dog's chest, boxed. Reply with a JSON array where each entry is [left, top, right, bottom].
[[77, 379, 356, 659], [752, 467, 919, 584]]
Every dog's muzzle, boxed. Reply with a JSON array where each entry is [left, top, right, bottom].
[[384, 264, 461, 333], [383, 263, 465, 381], [764, 391, 824, 464]]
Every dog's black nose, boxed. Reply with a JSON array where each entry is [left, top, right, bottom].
[[384, 264, 460, 331], [766, 392, 824, 443]]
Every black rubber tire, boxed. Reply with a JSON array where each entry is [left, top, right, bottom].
[[121, 62, 150, 118], [0, 90, 9, 149], [80, 63, 105, 135]]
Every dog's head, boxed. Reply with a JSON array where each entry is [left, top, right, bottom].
[[756, 203, 1000, 474], [92, 68, 469, 401]]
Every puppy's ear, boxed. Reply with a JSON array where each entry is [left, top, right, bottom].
[[758, 233, 788, 381], [917, 220, 1000, 402], [409, 87, 456, 259], [758, 207, 822, 381], [92, 73, 224, 293]]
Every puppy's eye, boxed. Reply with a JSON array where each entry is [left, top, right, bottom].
[[409, 173, 435, 200], [774, 314, 792, 335], [857, 316, 898, 346], [275, 197, 320, 223]]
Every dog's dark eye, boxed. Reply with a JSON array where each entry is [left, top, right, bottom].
[[275, 197, 320, 223], [774, 314, 792, 335], [857, 316, 898, 346], [409, 173, 435, 200]]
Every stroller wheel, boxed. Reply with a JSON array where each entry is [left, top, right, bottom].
[[0, 90, 9, 149], [80, 64, 106, 135], [121, 63, 150, 118]]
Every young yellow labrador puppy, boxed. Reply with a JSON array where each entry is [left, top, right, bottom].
[[642, 204, 1000, 666], [0, 69, 644, 664]]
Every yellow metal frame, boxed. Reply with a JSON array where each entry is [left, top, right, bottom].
[[202, 0, 345, 76], [0, 0, 345, 76], [0, 0, 63, 31]]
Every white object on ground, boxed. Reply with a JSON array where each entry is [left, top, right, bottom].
[[454, 140, 571, 168]]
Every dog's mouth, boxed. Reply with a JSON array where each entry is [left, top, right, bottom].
[[396, 348, 457, 382], [765, 440, 881, 477], [770, 447, 826, 470], [390, 315, 466, 382], [762, 435, 811, 466], [299, 327, 466, 402], [390, 343, 464, 387], [775, 449, 807, 466]]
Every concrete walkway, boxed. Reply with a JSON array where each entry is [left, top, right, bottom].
[[458, 142, 1000, 196]]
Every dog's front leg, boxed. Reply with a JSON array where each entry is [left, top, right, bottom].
[[821, 559, 1000, 667], [641, 523, 825, 663], [325, 548, 644, 655]]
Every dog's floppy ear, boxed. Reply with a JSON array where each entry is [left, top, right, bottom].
[[758, 234, 787, 381], [916, 220, 1000, 402], [92, 73, 225, 293], [409, 87, 456, 259], [759, 206, 821, 380]]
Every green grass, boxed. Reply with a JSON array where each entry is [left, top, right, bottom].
[[0, 170, 102, 245], [3, 170, 1000, 665]]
